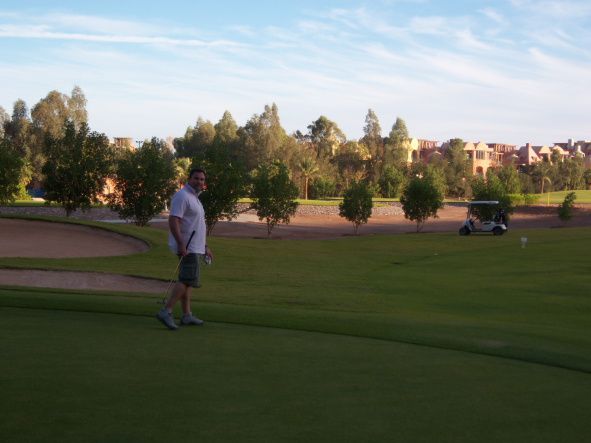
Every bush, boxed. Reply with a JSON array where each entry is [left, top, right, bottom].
[[558, 192, 577, 223], [309, 176, 336, 199]]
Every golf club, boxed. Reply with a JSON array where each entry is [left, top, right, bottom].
[[158, 230, 195, 305]]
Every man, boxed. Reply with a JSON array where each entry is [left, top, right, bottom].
[[156, 168, 213, 330]]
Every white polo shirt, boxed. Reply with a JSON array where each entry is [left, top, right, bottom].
[[168, 184, 206, 255]]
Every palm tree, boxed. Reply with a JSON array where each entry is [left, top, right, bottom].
[[297, 156, 319, 200]]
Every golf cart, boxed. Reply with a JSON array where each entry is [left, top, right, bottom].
[[459, 201, 508, 236]]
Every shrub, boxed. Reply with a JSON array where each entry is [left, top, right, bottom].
[[557, 192, 577, 223]]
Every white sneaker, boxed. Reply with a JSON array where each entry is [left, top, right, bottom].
[[156, 308, 178, 330], [180, 313, 204, 326]]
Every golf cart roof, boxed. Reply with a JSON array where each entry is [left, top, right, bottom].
[[467, 201, 500, 206]]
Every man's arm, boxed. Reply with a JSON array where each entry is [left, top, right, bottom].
[[168, 215, 187, 256]]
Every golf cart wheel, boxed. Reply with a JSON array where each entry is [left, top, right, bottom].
[[459, 227, 470, 236], [493, 227, 504, 236]]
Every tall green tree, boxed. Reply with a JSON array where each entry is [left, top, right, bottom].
[[31, 90, 70, 139], [213, 110, 239, 150], [108, 138, 177, 226], [443, 138, 471, 198], [68, 85, 88, 129], [307, 116, 346, 158], [385, 117, 410, 167], [361, 109, 384, 181], [237, 103, 287, 171], [174, 117, 216, 158], [400, 174, 444, 232], [339, 180, 373, 235], [251, 161, 299, 237], [4, 99, 32, 160], [43, 121, 113, 215]]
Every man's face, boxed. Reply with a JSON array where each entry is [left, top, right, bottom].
[[188, 172, 206, 191]]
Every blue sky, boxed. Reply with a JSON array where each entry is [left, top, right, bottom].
[[1, 0, 590, 146]]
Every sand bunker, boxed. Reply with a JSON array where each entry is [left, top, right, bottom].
[[0, 219, 149, 258]]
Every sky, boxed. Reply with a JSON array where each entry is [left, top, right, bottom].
[[1, 0, 590, 146]]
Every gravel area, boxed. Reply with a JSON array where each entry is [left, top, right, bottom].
[[1, 202, 405, 220]]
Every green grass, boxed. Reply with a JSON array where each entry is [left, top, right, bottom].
[[536, 189, 591, 204], [1, 215, 590, 441]]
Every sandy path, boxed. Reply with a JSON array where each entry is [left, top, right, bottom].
[[0, 269, 167, 293]]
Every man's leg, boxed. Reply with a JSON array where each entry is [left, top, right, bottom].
[[179, 285, 204, 326], [180, 285, 192, 315], [166, 282, 188, 312], [156, 282, 188, 330]]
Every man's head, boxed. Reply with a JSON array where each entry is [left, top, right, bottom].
[[188, 168, 206, 191]]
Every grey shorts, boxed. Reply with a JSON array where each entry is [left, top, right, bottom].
[[178, 253, 201, 288]]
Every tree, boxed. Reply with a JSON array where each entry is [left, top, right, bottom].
[[31, 90, 70, 139], [297, 156, 319, 200], [339, 180, 373, 235], [309, 176, 336, 199], [443, 138, 471, 198], [559, 157, 585, 190], [43, 121, 113, 215], [0, 138, 24, 204], [584, 169, 591, 190], [493, 163, 521, 194], [385, 117, 410, 167], [251, 161, 299, 237], [470, 175, 514, 221], [0, 106, 8, 138], [361, 109, 384, 181], [108, 138, 177, 226], [531, 161, 552, 194], [557, 192, 576, 223], [191, 148, 248, 234], [333, 141, 367, 189], [174, 117, 216, 158], [307, 115, 346, 158], [400, 174, 444, 232], [68, 85, 88, 129], [4, 99, 32, 159], [378, 165, 406, 198], [237, 103, 287, 171], [213, 110, 239, 149]]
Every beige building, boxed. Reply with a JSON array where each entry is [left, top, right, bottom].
[[463, 142, 494, 175]]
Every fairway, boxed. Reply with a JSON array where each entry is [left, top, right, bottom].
[[2, 306, 590, 443]]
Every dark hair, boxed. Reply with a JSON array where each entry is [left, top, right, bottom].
[[189, 168, 206, 178]]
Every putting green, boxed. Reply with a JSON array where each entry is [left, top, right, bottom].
[[1, 307, 589, 442]]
